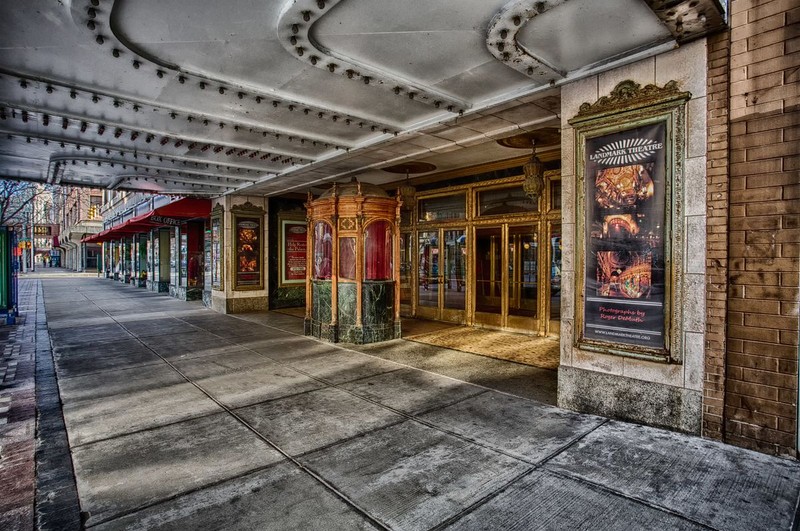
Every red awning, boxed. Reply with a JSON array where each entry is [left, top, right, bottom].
[[128, 198, 211, 227], [81, 198, 211, 243]]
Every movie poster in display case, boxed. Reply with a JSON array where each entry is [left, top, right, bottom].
[[583, 122, 666, 350], [234, 216, 261, 289], [280, 219, 307, 285], [210, 206, 223, 290]]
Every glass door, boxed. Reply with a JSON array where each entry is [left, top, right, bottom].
[[475, 227, 502, 327], [417, 228, 466, 322], [507, 225, 539, 332], [442, 229, 466, 321], [473, 223, 541, 332]]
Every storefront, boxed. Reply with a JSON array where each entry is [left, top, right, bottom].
[[86, 198, 210, 300]]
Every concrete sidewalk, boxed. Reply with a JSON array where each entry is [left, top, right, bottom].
[[7, 274, 800, 529]]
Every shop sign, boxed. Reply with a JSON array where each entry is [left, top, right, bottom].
[[149, 215, 182, 226], [583, 122, 666, 351]]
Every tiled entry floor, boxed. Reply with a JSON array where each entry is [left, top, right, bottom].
[[40, 277, 800, 530]]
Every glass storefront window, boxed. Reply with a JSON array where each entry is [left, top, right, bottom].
[[364, 221, 392, 280], [550, 224, 562, 319], [418, 194, 466, 222], [477, 186, 536, 216], [443, 230, 466, 310], [339, 237, 356, 280], [400, 233, 412, 306], [418, 231, 438, 307], [313, 222, 333, 280]]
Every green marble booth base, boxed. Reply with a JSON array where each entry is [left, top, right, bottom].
[[202, 290, 212, 308], [305, 319, 339, 343], [306, 280, 398, 344]]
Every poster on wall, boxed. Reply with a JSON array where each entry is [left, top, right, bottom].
[[583, 121, 666, 350], [281, 220, 307, 285], [235, 217, 261, 288], [211, 217, 221, 289]]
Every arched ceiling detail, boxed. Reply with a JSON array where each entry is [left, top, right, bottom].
[[0, 0, 726, 196]]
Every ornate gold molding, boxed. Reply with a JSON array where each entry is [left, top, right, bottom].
[[570, 80, 691, 124], [230, 201, 265, 215]]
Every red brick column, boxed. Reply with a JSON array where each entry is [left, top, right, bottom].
[[723, 0, 799, 457], [704, 29, 732, 442]]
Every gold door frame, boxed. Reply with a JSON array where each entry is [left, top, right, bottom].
[[404, 171, 562, 335]]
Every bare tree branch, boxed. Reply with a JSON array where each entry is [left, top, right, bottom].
[[0, 179, 51, 226]]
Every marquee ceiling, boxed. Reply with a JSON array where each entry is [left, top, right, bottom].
[[0, 0, 725, 196]]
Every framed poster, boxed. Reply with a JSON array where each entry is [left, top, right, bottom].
[[210, 205, 223, 290], [179, 230, 188, 287], [279, 218, 307, 286], [570, 80, 690, 363], [231, 203, 265, 291], [583, 122, 666, 350]]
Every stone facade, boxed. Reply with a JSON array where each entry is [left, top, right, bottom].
[[559, 0, 800, 457], [558, 40, 709, 434]]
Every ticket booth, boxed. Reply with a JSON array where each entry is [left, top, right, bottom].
[[305, 179, 401, 344]]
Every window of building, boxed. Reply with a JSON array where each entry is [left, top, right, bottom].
[[418, 193, 466, 222]]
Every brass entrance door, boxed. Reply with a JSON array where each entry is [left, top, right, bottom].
[[417, 228, 466, 322], [474, 224, 540, 332]]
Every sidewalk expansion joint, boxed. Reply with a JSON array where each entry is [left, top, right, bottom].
[[86, 298, 392, 531]]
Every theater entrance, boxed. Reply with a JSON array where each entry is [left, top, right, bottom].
[[399, 169, 562, 336], [474, 222, 561, 335]]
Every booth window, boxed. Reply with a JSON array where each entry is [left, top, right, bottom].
[[339, 237, 356, 280], [365, 220, 392, 280], [313, 221, 333, 280]]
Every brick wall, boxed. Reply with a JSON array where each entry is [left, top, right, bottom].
[[704, 29, 731, 442], [722, 0, 799, 457]]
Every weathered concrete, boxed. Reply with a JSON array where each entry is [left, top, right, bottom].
[[11, 273, 800, 530], [446, 470, 708, 530], [71, 413, 285, 527], [92, 463, 378, 531], [188, 362, 326, 409], [420, 392, 606, 464], [237, 387, 404, 456], [340, 368, 486, 416], [545, 421, 800, 531], [558, 365, 702, 434], [301, 421, 532, 530]]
